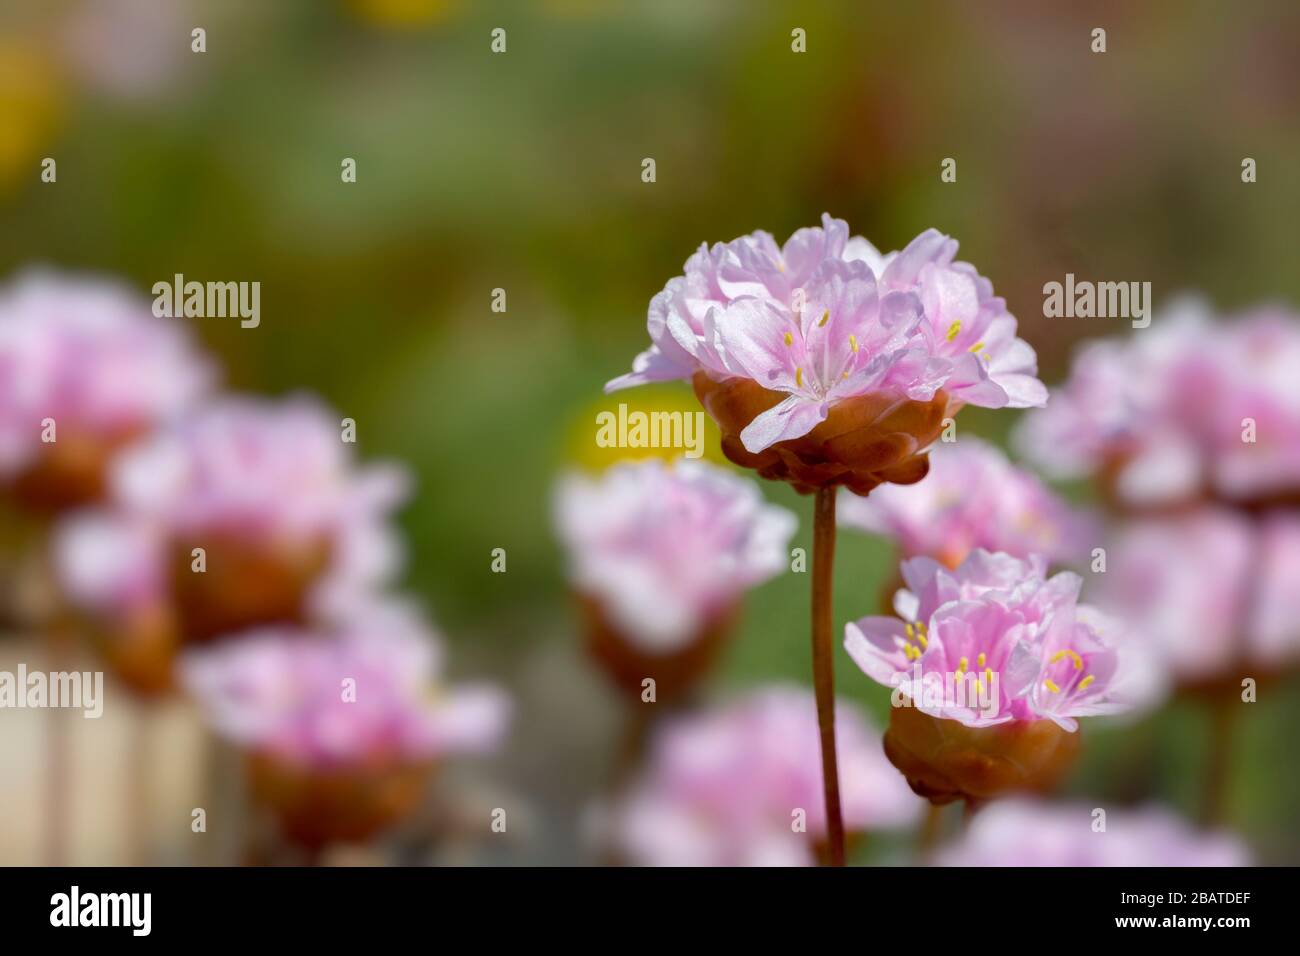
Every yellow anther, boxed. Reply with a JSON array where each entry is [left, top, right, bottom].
[[946, 320, 961, 342], [905, 622, 915, 640], [1078, 675, 1095, 691], [818, 309, 830, 327], [984, 666, 993, 684], [903, 643, 919, 661], [957, 657, 968, 673], [795, 367, 803, 388], [916, 620, 927, 634], [914, 630, 927, 649], [1044, 679, 1061, 694], [976, 652, 986, 668], [784, 331, 794, 346], [848, 334, 859, 354], [1050, 649, 1084, 670], [969, 341, 985, 353]]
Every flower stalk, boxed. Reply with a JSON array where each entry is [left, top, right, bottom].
[[811, 487, 845, 866]]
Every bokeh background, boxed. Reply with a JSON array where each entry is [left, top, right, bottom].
[[2, 0, 1299, 864]]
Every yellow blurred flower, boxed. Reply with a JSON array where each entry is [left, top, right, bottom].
[[346, 0, 461, 28], [0, 40, 64, 197]]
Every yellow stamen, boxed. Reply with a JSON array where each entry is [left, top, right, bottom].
[[903, 643, 919, 661], [848, 334, 859, 354], [946, 320, 961, 342], [1050, 649, 1084, 670], [784, 331, 794, 346], [957, 657, 968, 674], [795, 367, 803, 388], [984, 666, 993, 685], [818, 309, 829, 327], [976, 652, 986, 668], [905, 622, 915, 640], [914, 630, 927, 649], [969, 341, 985, 353], [1044, 679, 1061, 693], [1078, 675, 1095, 691], [916, 620, 927, 634]]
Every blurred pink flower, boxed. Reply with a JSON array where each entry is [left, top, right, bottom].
[[1015, 298, 1300, 508], [607, 215, 1044, 452], [180, 602, 509, 768], [554, 459, 796, 651], [601, 687, 920, 866], [0, 269, 213, 492], [845, 550, 1156, 729], [56, 394, 408, 628], [1099, 508, 1300, 685], [937, 799, 1249, 867], [838, 436, 1094, 567]]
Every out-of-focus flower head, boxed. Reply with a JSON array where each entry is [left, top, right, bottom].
[[607, 214, 1045, 455], [1015, 298, 1300, 510], [937, 799, 1249, 867], [180, 601, 509, 769], [0, 270, 214, 510], [1099, 508, 1300, 689], [839, 436, 1094, 568], [845, 550, 1159, 804], [554, 458, 796, 651], [601, 687, 920, 866], [60, 0, 193, 103], [54, 395, 409, 682]]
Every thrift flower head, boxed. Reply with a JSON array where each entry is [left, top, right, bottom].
[[845, 550, 1155, 803], [601, 687, 920, 866], [1100, 508, 1300, 688], [839, 437, 1093, 567], [59, 395, 409, 643], [182, 603, 507, 847], [1015, 299, 1300, 509], [554, 459, 796, 651], [180, 602, 509, 769], [0, 270, 213, 509], [937, 799, 1249, 867], [608, 215, 1045, 457]]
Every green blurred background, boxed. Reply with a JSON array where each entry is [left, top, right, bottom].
[[3, 0, 1299, 862]]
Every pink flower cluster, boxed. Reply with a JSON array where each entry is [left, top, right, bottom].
[[1099, 509, 1300, 684], [838, 436, 1093, 567], [181, 603, 509, 768], [601, 687, 919, 866], [55, 395, 408, 621], [937, 799, 1248, 867], [554, 459, 796, 650], [608, 214, 1045, 452], [845, 550, 1159, 729], [0, 270, 212, 480], [1016, 299, 1300, 507]]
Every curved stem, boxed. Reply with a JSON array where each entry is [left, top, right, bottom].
[[812, 487, 845, 866]]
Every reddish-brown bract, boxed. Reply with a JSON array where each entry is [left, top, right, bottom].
[[693, 372, 950, 495]]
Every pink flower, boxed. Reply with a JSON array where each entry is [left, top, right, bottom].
[[845, 550, 1154, 730], [936, 799, 1249, 867], [600, 687, 920, 866], [554, 459, 796, 651], [0, 269, 213, 484], [1098, 508, 1300, 685], [56, 394, 408, 629], [607, 215, 1045, 452], [180, 602, 509, 768], [838, 437, 1094, 567], [1015, 299, 1300, 508]]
